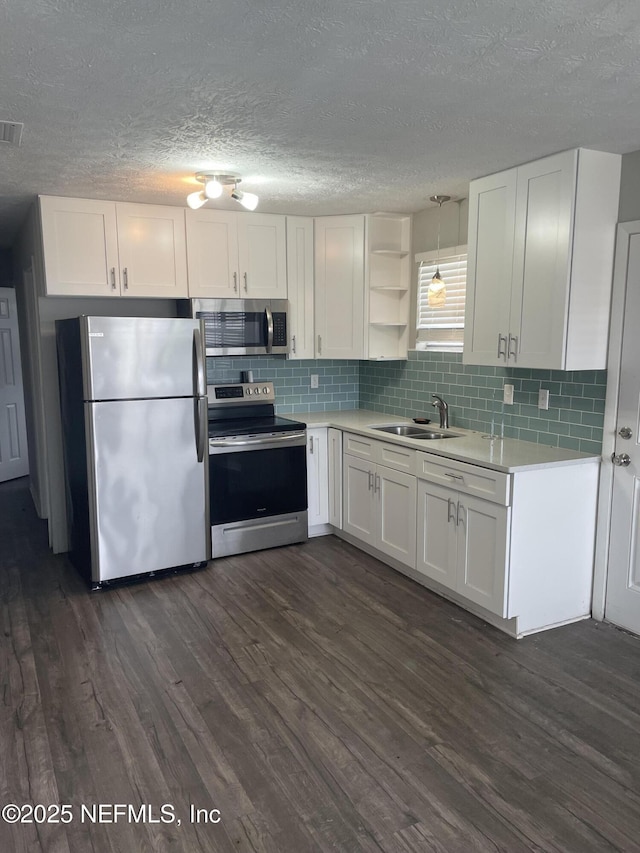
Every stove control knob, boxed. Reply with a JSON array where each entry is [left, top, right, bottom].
[[263, 386, 269, 394], [254, 387, 260, 395], [246, 388, 252, 396]]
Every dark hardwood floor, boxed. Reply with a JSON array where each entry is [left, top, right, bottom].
[[2, 477, 640, 852]]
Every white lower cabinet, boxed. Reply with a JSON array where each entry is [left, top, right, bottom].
[[416, 479, 509, 617], [307, 428, 329, 530], [307, 427, 343, 535], [327, 428, 598, 637], [343, 435, 416, 569]]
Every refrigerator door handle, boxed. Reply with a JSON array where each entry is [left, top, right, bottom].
[[195, 396, 207, 463], [193, 324, 206, 398]]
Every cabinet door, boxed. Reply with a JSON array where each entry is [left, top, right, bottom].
[[185, 209, 240, 298], [307, 428, 329, 528], [416, 480, 457, 590], [314, 215, 365, 359], [463, 170, 517, 366], [328, 428, 343, 528], [376, 465, 416, 569], [342, 454, 375, 542], [286, 216, 315, 359], [116, 204, 188, 298], [39, 196, 119, 296], [457, 494, 509, 617], [510, 150, 576, 369], [237, 214, 287, 298]]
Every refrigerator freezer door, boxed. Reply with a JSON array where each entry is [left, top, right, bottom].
[[82, 316, 203, 401], [86, 397, 209, 582]]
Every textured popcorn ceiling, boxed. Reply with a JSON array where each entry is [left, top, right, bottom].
[[1, 0, 640, 247]]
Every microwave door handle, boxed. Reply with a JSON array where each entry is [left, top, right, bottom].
[[193, 324, 206, 397], [265, 306, 274, 353]]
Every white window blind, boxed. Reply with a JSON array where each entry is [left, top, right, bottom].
[[416, 248, 467, 350]]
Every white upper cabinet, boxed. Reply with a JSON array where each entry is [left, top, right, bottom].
[[237, 214, 287, 299], [185, 209, 240, 298], [39, 196, 188, 298], [464, 148, 621, 370], [314, 215, 365, 359], [186, 210, 287, 300], [115, 203, 188, 298], [40, 197, 120, 296], [286, 216, 315, 359]]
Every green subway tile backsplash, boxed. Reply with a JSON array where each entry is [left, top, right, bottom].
[[359, 351, 607, 454], [206, 351, 606, 453], [206, 357, 360, 412]]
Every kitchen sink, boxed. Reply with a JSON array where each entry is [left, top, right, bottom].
[[371, 424, 461, 440]]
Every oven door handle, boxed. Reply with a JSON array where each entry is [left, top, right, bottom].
[[209, 431, 307, 452], [265, 307, 274, 354]]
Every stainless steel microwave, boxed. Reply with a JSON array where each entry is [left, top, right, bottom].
[[184, 299, 289, 356]]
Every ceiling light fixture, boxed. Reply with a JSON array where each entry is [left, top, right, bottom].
[[428, 194, 451, 306], [187, 172, 259, 211]]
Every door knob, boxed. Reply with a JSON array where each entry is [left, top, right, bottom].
[[618, 426, 633, 439], [611, 452, 632, 467]]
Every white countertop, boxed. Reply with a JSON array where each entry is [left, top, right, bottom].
[[296, 409, 600, 473]]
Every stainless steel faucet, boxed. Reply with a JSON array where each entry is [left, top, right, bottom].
[[431, 394, 449, 429]]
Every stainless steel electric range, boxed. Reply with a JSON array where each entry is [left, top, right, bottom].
[[207, 381, 308, 558]]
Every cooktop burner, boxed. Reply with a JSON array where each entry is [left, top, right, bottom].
[[206, 381, 306, 438], [208, 414, 306, 439]]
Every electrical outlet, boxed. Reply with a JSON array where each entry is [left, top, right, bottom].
[[503, 384, 514, 405], [310, 374, 319, 389], [538, 388, 549, 410]]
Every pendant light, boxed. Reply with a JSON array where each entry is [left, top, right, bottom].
[[428, 194, 450, 307]]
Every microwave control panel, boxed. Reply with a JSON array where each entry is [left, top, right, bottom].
[[272, 313, 287, 347]]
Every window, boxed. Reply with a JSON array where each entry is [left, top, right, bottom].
[[415, 246, 467, 351]]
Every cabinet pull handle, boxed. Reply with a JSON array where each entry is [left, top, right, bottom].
[[508, 334, 519, 362], [243, 272, 248, 292], [110, 267, 117, 290], [368, 471, 374, 491], [233, 272, 238, 293], [374, 473, 381, 495], [309, 435, 314, 454], [445, 472, 464, 480], [497, 333, 507, 360], [457, 501, 464, 527], [123, 267, 129, 290], [317, 335, 322, 355], [447, 498, 456, 524], [292, 334, 296, 354]]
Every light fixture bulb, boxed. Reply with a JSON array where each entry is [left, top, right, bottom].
[[231, 188, 259, 211], [186, 190, 207, 210], [204, 178, 223, 199]]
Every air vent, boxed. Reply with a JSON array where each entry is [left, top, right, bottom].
[[0, 121, 24, 146]]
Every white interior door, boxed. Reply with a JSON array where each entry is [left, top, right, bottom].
[[0, 288, 29, 482], [606, 232, 640, 634]]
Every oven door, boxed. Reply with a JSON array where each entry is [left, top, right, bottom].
[[209, 431, 307, 526]]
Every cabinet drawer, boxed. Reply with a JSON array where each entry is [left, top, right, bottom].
[[343, 432, 416, 473], [343, 432, 377, 460], [416, 453, 511, 506], [378, 442, 415, 473]]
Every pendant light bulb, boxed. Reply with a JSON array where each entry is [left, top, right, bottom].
[[187, 190, 207, 210]]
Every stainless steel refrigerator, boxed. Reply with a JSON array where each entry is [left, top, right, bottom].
[[56, 316, 210, 586]]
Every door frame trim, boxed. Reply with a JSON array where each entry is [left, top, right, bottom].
[[593, 220, 640, 620]]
